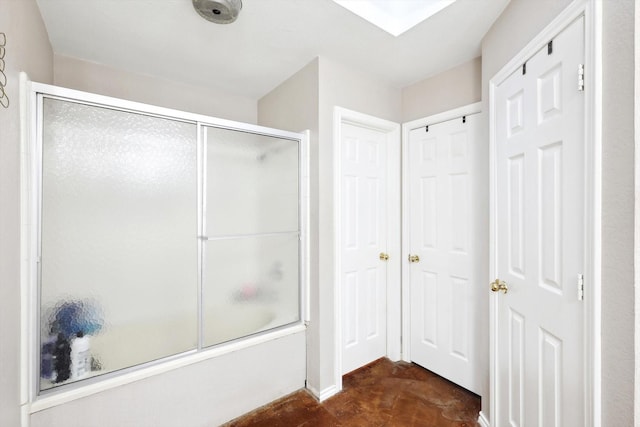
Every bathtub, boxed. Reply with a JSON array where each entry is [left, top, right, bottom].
[[68, 303, 284, 382]]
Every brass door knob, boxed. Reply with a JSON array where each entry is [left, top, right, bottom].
[[379, 252, 389, 261], [490, 279, 508, 294], [408, 254, 420, 263]]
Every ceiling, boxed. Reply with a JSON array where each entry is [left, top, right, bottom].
[[35, 0, 510, 100]]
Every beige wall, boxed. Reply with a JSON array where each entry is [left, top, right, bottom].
[[0, 0, 53, 425], [320, 57, 402, 124], [402, 57, 482, 122], [635, 2, 640, 422], [4, 0, 637, 424], [258, 58, 319, 132], [259, 56, 402, 396], [258, 58, 321, 389], [315, 57, 402, 392], [54, 55, 257, 123], [481, 0, 573, 91], [601, 0, 635, 425]]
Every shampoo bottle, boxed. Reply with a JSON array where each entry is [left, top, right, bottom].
[[70, 331, 91, 380], [53, 333, 71, 383]]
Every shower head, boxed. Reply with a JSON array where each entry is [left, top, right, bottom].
[[192, 0, 242, 24]]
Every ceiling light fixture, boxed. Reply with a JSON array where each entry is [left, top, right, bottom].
[[192, 0, 242, 24], [331, 0, 457, 37]]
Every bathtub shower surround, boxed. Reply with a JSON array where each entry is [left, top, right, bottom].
[[30, 84, 306, 396]]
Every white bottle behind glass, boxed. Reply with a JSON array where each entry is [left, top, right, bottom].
[[70, 332, 91, 380]]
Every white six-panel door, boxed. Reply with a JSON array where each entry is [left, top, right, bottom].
[[340, 122, 389, 374], [493, 16, 585, 426], [407, 113, 481, 394]]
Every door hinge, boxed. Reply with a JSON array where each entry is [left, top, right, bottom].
[[577, 274, 584, 301], [578, 64, 585, 91]]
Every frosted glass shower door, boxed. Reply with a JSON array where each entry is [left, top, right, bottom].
[[39, 98, 198, 391], [203, 127, 300, 347]]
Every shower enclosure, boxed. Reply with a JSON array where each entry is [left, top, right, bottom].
[[27, 84, 307, 396]]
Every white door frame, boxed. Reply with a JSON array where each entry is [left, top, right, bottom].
[[333, 107, 401, 394], [400, 102, 482, 363], [488, 1, 602, 426]]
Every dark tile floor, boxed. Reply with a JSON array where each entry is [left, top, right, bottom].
[[222, 358, 481, 427]]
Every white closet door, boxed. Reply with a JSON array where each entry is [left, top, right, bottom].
[[340, 122, 389, 374], [407, 113, 480, 394], [493, 16, 585, 426]]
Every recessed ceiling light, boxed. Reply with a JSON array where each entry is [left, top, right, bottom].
[[332, 0, 457, 37]]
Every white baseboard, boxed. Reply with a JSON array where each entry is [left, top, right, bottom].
[[318, 385, 339, 401], [478, 411, 490, 427], [306, 383, 339, 402]]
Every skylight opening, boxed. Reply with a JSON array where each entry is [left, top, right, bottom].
[[332, 0, 457, 37]]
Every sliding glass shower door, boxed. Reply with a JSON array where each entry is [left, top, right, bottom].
[[39, 98, 198, 391], [202, 127, 300, 347], [35, 91, 305, 395]]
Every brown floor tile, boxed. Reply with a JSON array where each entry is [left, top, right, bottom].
[[221, 358, 480, 427]]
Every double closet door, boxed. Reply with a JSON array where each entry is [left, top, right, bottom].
[[405, 113, 482, 395], [337, 108, 481, 394]]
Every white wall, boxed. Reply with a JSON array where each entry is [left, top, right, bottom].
[[402, 57, 482, 122], [54, 55, 257, 124], [0, 0, 53, 425]]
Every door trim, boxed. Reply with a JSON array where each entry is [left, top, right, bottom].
[[400, 102, 482, 363], [488, 1, 601, 425], [333, 107, 401, 394]]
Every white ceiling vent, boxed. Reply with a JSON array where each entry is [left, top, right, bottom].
[[192, 0, 242, 24]]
